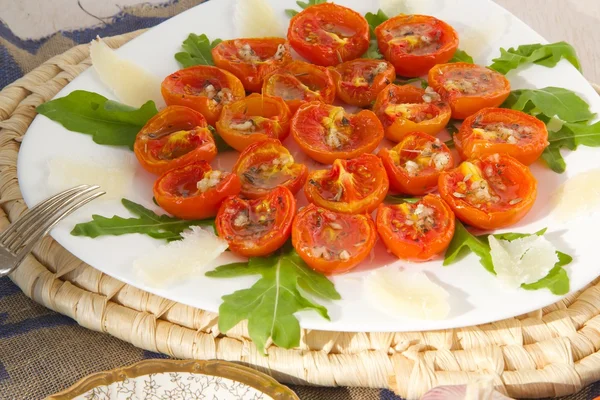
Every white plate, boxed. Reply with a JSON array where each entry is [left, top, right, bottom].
[[17, 0, 600, 332]]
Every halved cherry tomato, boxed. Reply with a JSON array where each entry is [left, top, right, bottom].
[[161, 65, 245, 125], [291, 102, 384, 164], [212, 38, 292, 93], [262, 60, 336, 114], [428, 63, 511, 120], [378, 131, 454, 195], [304, 154, 389, 214], [438, 153, 537, 230], [153, 161, 241, 220], [330, 59, 396, 107], [292, 204, 377, 274], [375, 14, 458, 77], [216, 186, 296, 257], [373, 84, 452, 141], [233, 139, 308, 199], [376, 195, 455, 261], [287, 3, 370, 67], [215, 93, 292, 152], [134, 106, 217, 175], [454, 108, 549, 165]]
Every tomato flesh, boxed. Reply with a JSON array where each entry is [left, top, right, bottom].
[[332, 59, 396, 107]]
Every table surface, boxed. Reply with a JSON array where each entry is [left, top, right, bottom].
[[1, 1, 600, 399]]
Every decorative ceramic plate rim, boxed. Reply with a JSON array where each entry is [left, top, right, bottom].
[[17, 0, 600, 332]]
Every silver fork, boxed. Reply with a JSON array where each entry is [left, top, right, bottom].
[[0, 185, 105, 277]]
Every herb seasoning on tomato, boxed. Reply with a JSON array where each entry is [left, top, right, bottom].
[[331, 59, 396, 107]]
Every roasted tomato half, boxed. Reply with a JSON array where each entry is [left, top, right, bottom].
[[232, 139, 308, 199], [134, 106, 217, 175], [287, 2, 370, 66], [161, 65, 245, 125], [212, 38, 292, 93], [428, 63, 511, 120], [331, 59, 396, 107], [373, 83, 451, 142], [375, 14, 458, 77], [215, 93, 292, 152], [291, 102, 384, 164], [455, 108, 549, 165], [438, 154, 537, 230], [153, 161, 241, 220], [379, 132, 454, 195], [304, 154, 389, 214], [216, 186, 296, 257], [376, 194, 455, 261], [262, 60, 336, 114], [292, 204, 377, 274]]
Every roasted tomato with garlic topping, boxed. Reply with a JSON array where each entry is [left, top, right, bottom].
[[215, 93, 292, 152], [292, 204, 377, 274], [438, 154, 537, 230], [161, 65, 245, 125], [233, 139, 308, 199], [304, 154, 389, 214], [373, 83, 452, 141], [454, 108, 549, 165], [291, 102, 384, 164], [153, 161, 241, 220], [376, 194, 455, 261], [428, 63, 511, 120], [378, 131, 454, 195], [287, 2, 370, 66], [216, 186, 296, 257], [262, 60, 336, 114], [134, 106, 217, 175], [212, 38, 292, 93], [375, 14, 458, 77], [331, 59, 396, 107]]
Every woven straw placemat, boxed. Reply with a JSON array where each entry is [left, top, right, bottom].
[[3, 30, 600, 400]]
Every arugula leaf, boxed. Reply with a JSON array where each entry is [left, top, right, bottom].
[[361, 9, 388, 59], [489, 42, 581, 74], [36, 90, 157, 150], [443, 120, 461, 148], [541, 146, 567, 173], [384, 195, 421, 204], [502, 87, 595, 123], [71, 199, 214, 241], [444, 220, 494, 273], [206, 244, 340, 353], [175, 33, 222, 68], [542, 120, 600, 173], [395, 77, 428, 88], [362, 40, 384, 59], [208, 126, 234, 152], [449, 49, 474, 64], [521, 252, 572, 295], [285, 0, 327, 18]]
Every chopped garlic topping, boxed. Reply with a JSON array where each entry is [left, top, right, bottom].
[[322, 109, 349, 149], [405, 160, 419, 177], [339, 250, 350, 260], [204, 84, 217, 99], [432, 152, 450, 170], [473, 123, 533, 145], [273, 44, 286, 60], [233, 210, 250, 227], [372, 62, 388, 76], [197, 170, 223, 193], [230, 120, 255, 131], [238, 43, 261, 62], [422, 86, 441, 103]]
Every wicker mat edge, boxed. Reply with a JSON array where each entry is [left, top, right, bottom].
[[2, 29, 600, 400]]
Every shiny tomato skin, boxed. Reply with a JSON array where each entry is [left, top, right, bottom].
[[375, 14, 458, 77], [331, 59, 396, 107], [216, 186, 296, 257], [153, 161, 241, 220], [134, 106, 217, 175], [232, 139, 308, 199], [287, 3, 370, 67], [455, 108, 549, 165], [161, 65, 245, 125], [373, 83, 452, 141], [292, 204, 377, 274], [212, 38, 292, 93], [376, 194, 455, 261], [428, 63, 511, 120], [438, 154, 537, 230], [378, 131, 454, 195], [215, 93, 292, 152], [262, 60, 336, 114], [291, 102, 384, 164], [304, 154, 389, 214]]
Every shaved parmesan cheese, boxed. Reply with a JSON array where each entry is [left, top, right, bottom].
[[134, 227, 228, 287], [489, 235, 558, 289], [460, 14, 510, 59], [553, 169, 600, 222], [90, 37, 164, 108], [365, 267, 450, 320], [48, 155, 136, 200], [233, 0, 284, 38]]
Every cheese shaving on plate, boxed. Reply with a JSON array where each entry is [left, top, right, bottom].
[[233, 0, 284, 38]]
